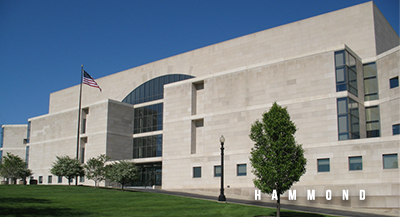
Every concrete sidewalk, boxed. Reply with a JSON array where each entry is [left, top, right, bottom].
[[131, 188, 397, 217]]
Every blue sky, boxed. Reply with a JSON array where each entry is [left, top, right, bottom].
[[0, 0, 399, 126]]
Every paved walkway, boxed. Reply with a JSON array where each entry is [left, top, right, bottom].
[[132, 188, 396, 217]]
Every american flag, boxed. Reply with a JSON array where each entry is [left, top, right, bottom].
[[83, 71, 102, 91]]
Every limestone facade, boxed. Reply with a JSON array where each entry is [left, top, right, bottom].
[[1, 1, 399, 210]]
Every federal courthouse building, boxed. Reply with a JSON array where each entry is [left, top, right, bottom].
[[1, 1, 399, 210]]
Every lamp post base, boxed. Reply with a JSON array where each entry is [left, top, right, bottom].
[[218, 194, 226, 201]]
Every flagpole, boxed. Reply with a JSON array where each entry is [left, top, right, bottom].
[[75, 65, 84, 186]]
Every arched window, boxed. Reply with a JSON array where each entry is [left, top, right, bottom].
[[122, 74, 194, 105]]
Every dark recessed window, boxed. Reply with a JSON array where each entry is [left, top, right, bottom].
[[38, 176, 43, 184], [133, 134, 162, 159], [349, 156, 362, 171], [389, 76, 399, 89], [193, 167, 201, 178], [318, 158, 330, 172], [237, 164, 247, 176], [214, 165, 221, 177], [48, 176, 52, 184], [363, 62, 379, 101], [383, 154, 398, 169], [134, 103, 163, 134], [337, 97, 360, 140], [335, 50, 358, 96], [393, 124, 400, 135], [365, 106, 380, 138], [58, 176, 62, 183]]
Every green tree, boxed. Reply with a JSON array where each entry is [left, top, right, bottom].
[[106, 160, 137, 191], [249, 102, 306, 217], [50, 156, 84, 185], [84, 154, 110, 188], [0, 152, 32, 184]]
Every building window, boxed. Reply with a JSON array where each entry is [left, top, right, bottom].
[[58, 176, 62, 183], [25, 146, 29, 166], [38, 176, 43, 184], [131, 162, 162, 186], [133, 134, 162, 159], [81, 108, 89, 134], [317, 158, 330, 172], [393, 124, 400, 135], [193, 167, 201, 178], [363, 62, 379, 101], [237, 164, 247, 176], [349, 156, 362, 171], [383, 154, 398, 169], [80, 176, 85, 183], [214, 165, 221, 177], [122, 74, 194, 105], [390, 76, 399, 89], [26, 121, 31, 143], [134, 103, 163, 134], [0, 127, 3, 148], [337, 97, 360, 140], [365, 106, 380, 138], [48, 175, 52, 184], [335, 50, 358, 96]]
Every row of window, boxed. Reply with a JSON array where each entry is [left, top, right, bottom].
[[133, 134, 162, 159], [317, 153, 398, 172], [37, 175, 85, 184], [122, 74, 194, 105], [134, 103, 163, 134], [193, 164, 247, 178]]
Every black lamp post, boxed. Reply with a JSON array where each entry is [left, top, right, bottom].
[[218, 135, 226, 202]]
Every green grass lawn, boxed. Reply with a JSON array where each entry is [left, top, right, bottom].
[[0, 185, 336, 217]]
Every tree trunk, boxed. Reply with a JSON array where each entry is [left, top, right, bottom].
[[277, 194, 281, 217]]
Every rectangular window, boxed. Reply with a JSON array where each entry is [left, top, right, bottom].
[[0, 127, 3, 148], [81, 108, 89, 134], [337, 97, 360, 140], [317, 158, 330, 172], [81, 148, 85, 163], [349, 156, 362, 171], [48, 175, 52, 184], [134, 103, 163, 134], [335, 50, 358, 96], [80, 176, 85, 183], [193, 167, 201, 178], [25, 146, 30, 166], [214, 165, 221, 177], [39, 176, 43, 184], [365, 106, 380, 138], [237, 164, 247, 176], [58, 176, 62, 183], [26, 121, 31, 143], [383, 154, 398, 169], [133, 134, 162, 159], [363, 62, 379, 101], [390, 76, 399, 89], [393, 124, 400, 135]]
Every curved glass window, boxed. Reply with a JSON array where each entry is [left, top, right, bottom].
[[122, 74, 194, 105]]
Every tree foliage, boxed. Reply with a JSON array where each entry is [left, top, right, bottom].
[[50, 156, 84, 185], [0, 152, 32, 184], [106, 160, 138, 190], [249, 102, 306, 217], [84, 154, 110, 187]]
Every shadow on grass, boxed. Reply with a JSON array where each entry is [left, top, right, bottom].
[[0, 207, 90, 216], [255, 210, 327, 217], [0, 197, 91, 216]]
